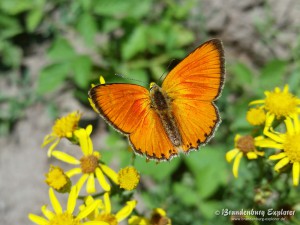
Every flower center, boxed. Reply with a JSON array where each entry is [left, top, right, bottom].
[[118, 167, 140, 191], [49, 212, 80, 225], [265, 91, 298, 118], [96, 213, 117, 225], [150, 212, 170, 225], [80, 155, 99, 173], [283, 133, 300, 163], [236, 135, 255, 153]]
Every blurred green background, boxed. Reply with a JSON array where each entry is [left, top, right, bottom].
[[1, 0, 300, 224]]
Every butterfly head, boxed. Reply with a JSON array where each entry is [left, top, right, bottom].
[[149, 82, 158, 90]]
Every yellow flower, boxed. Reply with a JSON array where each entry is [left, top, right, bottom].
[[128, 208, 171, 225], [28, 187, 99, 225], [42, 111, 81, 157], [118, 167, 140, 191], [45, 165, 71, 193], [249, 85, 300, 132], [246, 107, 266, 126], [51, 125, 118, 194], [259, 116, 300, 186], [89, 76, 105, 113], [226, 134, 266, 178], [81, 193, 136, 225]]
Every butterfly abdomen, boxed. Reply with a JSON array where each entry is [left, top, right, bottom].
[[150, 83, 182, 147]]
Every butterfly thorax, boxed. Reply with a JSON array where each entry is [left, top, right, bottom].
[[149, 83, 182, 147]]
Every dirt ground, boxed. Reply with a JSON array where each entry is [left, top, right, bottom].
[[0, 0, 299, 224]]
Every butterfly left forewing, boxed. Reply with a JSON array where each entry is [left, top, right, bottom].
[[89, 84, 150, 134]]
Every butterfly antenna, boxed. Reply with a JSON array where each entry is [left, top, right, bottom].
[[115, 73, 147, 85], [158, 58, 177, 83]]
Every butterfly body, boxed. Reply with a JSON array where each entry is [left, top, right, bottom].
[[149, 83, 182, 147], [89, 39, 225, 161]]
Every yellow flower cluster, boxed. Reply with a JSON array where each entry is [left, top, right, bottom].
[[226, 85, 300, 186], [29, 76, 172, 225]]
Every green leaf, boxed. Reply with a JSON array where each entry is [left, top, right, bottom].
[[0, 0, 33, 14], [229, 62, 253, 84], [134, 157, 181, 181], [199, 200, 223, 219], [259, 59, 287, 90], [47, 38, 76, 62], [122, 26, 148, 60], [37, 63, 70, 94], [26, 8, 44, 32], [0, 41, 22, 67], [102, 18, 121, 33], [72, 55, 92, 88], [173, 25, 195, 47], [184, 146, 228, 199], [76, 13, 98, 46], [94, 0, 151, 18], [0, 14, 22, 39], [173, 183, 199, 206]]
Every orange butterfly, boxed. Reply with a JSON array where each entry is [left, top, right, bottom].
[[89, 39, 225, 161]]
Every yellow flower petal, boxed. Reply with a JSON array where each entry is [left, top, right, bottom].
[[67, 186, 78, 214], [82, 221, 109, 225], [249, 99, 265, 105], [66, 168, 82, 177], [128, 215, 150, 225], [255, 138, 283, 149], [269, 152, 286, 160], [87, 173, 96, 194], [255, 151, 265, 157], [284, 117, 295, 135], [41, 205, 54, 220], [75, 126, 93, 156], [77, 200, 101, 220], [292, 162, 300, 186], [116, 200, 137, 222], [49, 188, 62, 214], [274, 157, 290, 171], [52, 151, 80, 164], [234, 134, 241, 143], [104, 192, 111, 214], [292, 113, 300, 133], [28, 214, 49, 225], [47, 139, 60, 157], [283, 84, 289, 93], [100, 164, 119, 184], [95, 167, 111, 191], [76, 174, 89, 194], [99, 76, 105, 84], [233, 152, 243, 178], [225, 149, 239, 162], [42, 135, 56, 147], [246, 152, 258, 159]]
